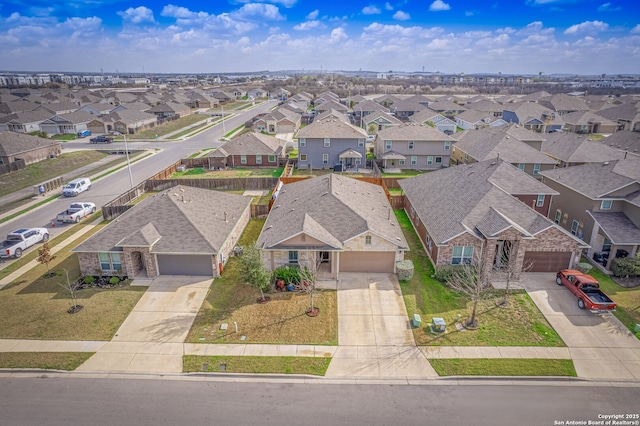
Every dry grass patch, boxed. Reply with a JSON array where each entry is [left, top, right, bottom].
[[0, 352, 94, 370], [183, 355, 331, 375]]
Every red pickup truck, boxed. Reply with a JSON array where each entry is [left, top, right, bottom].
[[556, 269, 616, 314]]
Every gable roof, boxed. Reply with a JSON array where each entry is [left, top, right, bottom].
[[0, 132, 61, 156], [560, 110, 617, 127], [257, 175, 408, 250], [296, 116, 367, 139], [399, 160, 567, 245], [377, 122, 455, 141], [600, 130, 640, 155], [541, 132, 626, 163], [73, 185, 251, 254], [211, 132, 287, 156]]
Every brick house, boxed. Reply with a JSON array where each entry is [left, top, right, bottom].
[[72, 185, 251, 278], [207, 132, 290, 169], [399, 159, 586, 275]]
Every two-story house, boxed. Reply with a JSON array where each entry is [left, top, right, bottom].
[[540, 159, 640, 270], [296, 116, 368, 170], [375, 123, 455, 170], [540, 132, 626, 167]]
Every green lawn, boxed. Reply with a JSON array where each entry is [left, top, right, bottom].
[[0, 352, 94, 370], [430, 358, 577, 376], [381, 170, 425, 177], [126, 115, 208, 139], [395, 209, 564, 347], [588, 266, 640, 338], [50, 134, 77, 141], [172, 167, 282, 178], [184, 355, 331, 375]]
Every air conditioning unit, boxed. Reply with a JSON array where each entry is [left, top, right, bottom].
[[176, 165, 186, 172]]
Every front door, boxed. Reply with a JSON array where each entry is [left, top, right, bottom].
[[320, 251, 330, 263]]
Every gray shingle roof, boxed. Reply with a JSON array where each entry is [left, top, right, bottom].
[[399, 160, 560, 244], [541, 132, 626, 163], [257, 175, 408, 250], [377, 122, 455, 141], [0, 132, 61, 156], [210, 132, 287, 156], [588, 212, 640, 245], [73, 185, 251, 254], [296, 116, 367, 139], [540, 159, 640, 198]]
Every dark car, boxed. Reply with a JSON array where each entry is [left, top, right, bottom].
[[89, 135, 113, 144]]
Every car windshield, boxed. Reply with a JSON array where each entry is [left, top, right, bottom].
[[64, 183, 78, 189]]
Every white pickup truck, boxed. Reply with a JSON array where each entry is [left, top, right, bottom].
[[1, 228, 49, 259], [56, 202, 96, 223]]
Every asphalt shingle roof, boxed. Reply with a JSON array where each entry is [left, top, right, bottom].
[[0, 132, 60, 156], [541, 132, 626, 163]]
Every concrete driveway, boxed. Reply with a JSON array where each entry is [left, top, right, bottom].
[[521, 273, 640, 380], [76, 276, 212, 374], [325, 273, 437, 379]]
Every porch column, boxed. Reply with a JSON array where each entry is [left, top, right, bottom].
[[587, 220, 601, 259], [605, 244, 617, 270]]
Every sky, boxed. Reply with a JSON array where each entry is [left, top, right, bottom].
[[0, 0, 638, 75]]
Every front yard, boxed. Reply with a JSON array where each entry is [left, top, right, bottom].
[[395, 209, 564, 347], [186, 219, 338, 345], [172, 167, 283, 178], [589, 266, 640, 338]]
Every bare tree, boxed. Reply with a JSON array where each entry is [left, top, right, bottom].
[[298, 257, 323, 317], [495, 254, 534, 307], [58, 268, 82, 314], [446, 254, 492, 328], [36, 241, 56, 277]]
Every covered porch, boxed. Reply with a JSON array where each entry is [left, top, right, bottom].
[[587, 211, 640, 271], [338, 148, 363, 171], [379, 150, 406, 173]]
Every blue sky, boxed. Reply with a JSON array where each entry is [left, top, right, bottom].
[[0, 0, 638, 74]]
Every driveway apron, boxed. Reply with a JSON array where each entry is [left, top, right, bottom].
[[521, 273, 640, 380], [76, 276, 212, 374], [326, 273, 438, 378]]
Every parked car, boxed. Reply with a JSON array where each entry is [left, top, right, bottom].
[[56, 202, 96, 223], [1, 228, 49, 259], [77, 130, 91, 138], [556, 269, 616, 313], [62, 178, 91, 197], [592, 249, 628, 266], [90, 135, 113, 144]]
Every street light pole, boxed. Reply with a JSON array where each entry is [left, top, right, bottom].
[[123, 132, 134, 189], [221, 105, 226, 137]]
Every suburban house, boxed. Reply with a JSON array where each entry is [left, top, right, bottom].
[[599, 130, 640, 159], [33, 101, 80, 116], [0, 132, 61, 165], [72, 185, 251, 278], [0, 109, 53, 133], [560, 111, 618, 134], [257, 174, 408, 279], [98, 109, 158, 135], [464, 99, 504, 118], [183, 91, 219, 109], [596, 103, 640, 132], [452, 124, 558, 177], [314, 100, 348, 115], [540, 132, 626, 167], [147, 102, 191, 119], [353, 99, 390, 118], [454, 109, 507, 130], [252, 107, 301, 134], [76, 103, 116, 116], [540, 160, 640, 270], [410, 110, 457, 134], [538, 93, 590, 115], [425, 99, 467, 118], [389, 97, 428, 120], [502, 102, 565, 133], [296, 115, 368, 170], [399, 159, 586, 274], [39, 111, 95, 135], [362, 111, 403, 133], [207, 132, 289, 169], [375, 122, 456, 170]]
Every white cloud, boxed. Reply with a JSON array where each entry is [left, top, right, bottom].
[[631, 24, 640, 34], [597, 3, 621, 11], [329, 27, 348, 43], [118, 6, 155, 24], [517, 21, 555, 36], [564, 20, 609, 35], [306, 9, 319, 20], [234, 0, 298, 8], [429, 0, 451, 11], [385, 2, 394, 11], [393, 11, 410, 21], [293, 20, 323, 30], [234, 4, 285, 20], [362, 5, 382, 15], [363, 23, 445, 39], [161, 5, 203, 19]]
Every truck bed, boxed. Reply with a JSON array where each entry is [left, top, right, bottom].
[[583, 289, 614, 304]]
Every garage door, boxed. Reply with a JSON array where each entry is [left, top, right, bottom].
[[339, 252, 395, 273], [157, 254, 213, 276], [523, 251, 572, 272]]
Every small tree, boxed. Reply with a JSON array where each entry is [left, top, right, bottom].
[[36, 241, 56, 277], [446, 254, 492, 328], [495, 247, 533, 307], [239, 242, 271, 303], [58, 268, 82, 314], [298, 258, 323, 317]]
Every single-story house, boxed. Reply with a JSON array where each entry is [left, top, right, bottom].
[[72, 185, 251, 278], [257, 175, 409, 279], [399, 159, 587, 275], [208, 132, 290, 169], [0, 132, 61, 165], [39, 111, 95, 135]]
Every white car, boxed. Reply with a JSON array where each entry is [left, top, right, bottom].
[[1, 228, 49, 259], [62, 178, 92, 197]]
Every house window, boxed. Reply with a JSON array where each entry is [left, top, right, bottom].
[[240, 155, 247, 164], [451, 246, 474, 265], [517, 163, 525, 171], [570, 220, 579, 235], [358, 138, 365, 147], [256, 155, 262, 164], [385, 140, 392, 150], [365, 236, 372, 245], [99, 253, 122, 272], [602, 238, 612, 252], [355, 158, 361, 165], [600, 200, 612, 210], [268, 155, 276, 163], [533, 163, 541, 174], [288, 251, 298, 264], [322, 153, 329, 165], [536, 194, 545, 207], [427, 156, 433, 165], [399, 159, 405, 165], [299, 138, 306, 147], [435, 156, 442, 164], [300, 154, 307, 162], [411, 156, 417, 165], [324, 138, 330, 147], [444, 141, 451, 150], [554, 209, 562, 224], [408, 141, 414, 150]]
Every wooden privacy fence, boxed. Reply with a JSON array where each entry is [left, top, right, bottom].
[[0, 159, 26, 175], [251, 204, 270, 218], [146, 177, 279, 191]]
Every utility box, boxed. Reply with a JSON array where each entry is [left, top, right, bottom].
[[432, 317, 446, 333], [411, 314, 422, 328]]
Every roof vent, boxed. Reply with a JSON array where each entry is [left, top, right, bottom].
[[603, 161, 609, 165]]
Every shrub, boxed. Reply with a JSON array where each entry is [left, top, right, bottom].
[[109, 277, 120, 285], [83, 275, 95, 285], [273, 265, 300, 284], [611, 256, 640, 278], [433, 265, 456, 283]]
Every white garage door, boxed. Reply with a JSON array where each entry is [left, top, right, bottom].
[[157, 254, 214, 276], [339, 252, 395, 273]]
